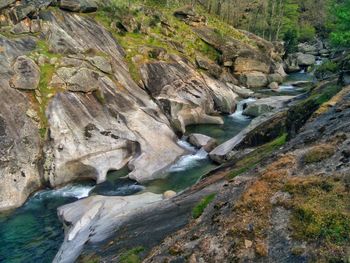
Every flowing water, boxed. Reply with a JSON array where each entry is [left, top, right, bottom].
[[0, 72, 310, 262]]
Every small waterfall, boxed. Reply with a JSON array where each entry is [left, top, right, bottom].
[[170, 140, 209, 172], [230, 98, 256, 120], [33, 184, 95, 201]]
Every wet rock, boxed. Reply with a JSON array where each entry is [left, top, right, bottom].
[[59, 0, 98, 13], [10, 55, 40, 90], [243, 96, 294, 117], [188, 133, 218, 152], [239, 71, 268, 89]]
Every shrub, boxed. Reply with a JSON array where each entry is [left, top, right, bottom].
[[303, 144, 336, 164], [299, 24, 316, 42]]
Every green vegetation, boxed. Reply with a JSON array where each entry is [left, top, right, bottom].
[[329, 0, 350, 47], [228, 133, 287, 179], [120, 246, 144, 263], [286, 176, 350, 260], [303, 144, 336, 164], [315, 60, 339, 79], [299, 23, 316, 42], [192, 193, 216, 219]]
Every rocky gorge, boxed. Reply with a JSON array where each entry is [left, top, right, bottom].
[[0, 1, 349, 263]]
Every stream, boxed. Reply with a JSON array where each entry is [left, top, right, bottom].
[[0, 71, 312, 263]]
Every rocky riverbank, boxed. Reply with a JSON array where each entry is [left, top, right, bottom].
[[0, 1, 349, 262]]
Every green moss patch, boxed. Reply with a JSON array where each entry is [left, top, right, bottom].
[[286, 176, 350, 260], [228, 133, 287, 179], [120, 246, 144, 263], [192, 193, 216, 219]]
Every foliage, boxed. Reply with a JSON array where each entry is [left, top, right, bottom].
[[299, 23, 316, 42], [192, 193, 216, 219], [315, 60, 339, 79], [329, 0, 350, 47], [283, 28, 298, 54], [120, 246, 144, 263]]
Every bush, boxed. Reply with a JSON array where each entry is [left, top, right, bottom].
[[303, 144, 336, 164], [315, 60, 339, 79], [299, 24, 316, 42]]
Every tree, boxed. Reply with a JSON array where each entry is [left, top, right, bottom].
[[329, 0, 350, 47]]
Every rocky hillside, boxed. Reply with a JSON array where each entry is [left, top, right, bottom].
[[0, 0, 285, 211], [1, 1, 349, 263]]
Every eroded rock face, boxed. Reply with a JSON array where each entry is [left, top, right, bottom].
[[239, 71, 268, 89], [9, 55, 40, 90], [41, 11, 185, 185], [140, 55, 232, 133], [0, 36, 41, 211]]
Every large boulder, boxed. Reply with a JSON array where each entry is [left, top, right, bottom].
[[173, 5, 206, 26], [9, 55, 40, 90], [297, 53, 316, 67], [234, 54, 270, 74], [59, 0, 98, 13], [298, 43, 318, 55], [243, 96, 294, 117], [188, 133, 218, 152], [239, 71, 268, 89]]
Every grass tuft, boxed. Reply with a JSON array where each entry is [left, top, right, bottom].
[[192, 193, 216, 219]]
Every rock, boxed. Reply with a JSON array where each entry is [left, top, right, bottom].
[[245, 240, 253, 248], [234, 55, 270, 74], [163, 190, 177, 199], [8, 4, 36, 23], [298, 43, 317, 55], [341, 71, 350, 86], [54, 193, 163, 263], [9, 55, 40, 90], [26, 108, 40, 122], [140, 55, 226, 133], [270, 191, 291, 205], [239, 71, 268, 89], [55, 67, 100, 92], [195, 55, 211, 70], [174, 5, 206, 26], [284, 53, 301, 73], [0, 0, 15, 10], [119, 15, 138, 32], [188, 133, 218, 152], [209, 110, 287, 163], [49, 57, 58, 65], [268, 73, 284, 84], [196, 56, 222, 79], [268, 82, 279, 90], [297, 53, 316, 67], [87, 56, 112, 74], [228, 84, 254, 99], [37, 54, 47, 66], [288, 80, 313, 87], [0, 36, 41, 211], [59, 0, 98, 13], [243, 96, 294, 117]]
